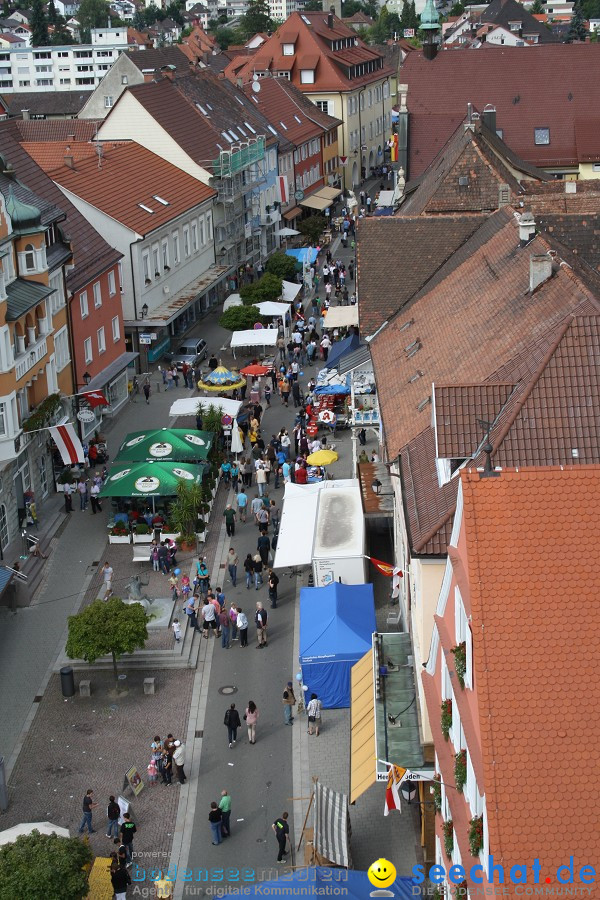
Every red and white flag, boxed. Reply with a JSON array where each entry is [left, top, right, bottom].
[[81, 390, 108, 408], [368, 556, 403, 577], [276, 175, 289, 205], [50, 424, 85, 465], [384, 764, 405, 816]]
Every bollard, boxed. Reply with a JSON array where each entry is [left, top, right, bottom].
[[60, 666, 75, 698], [0, 757, 7, 812]]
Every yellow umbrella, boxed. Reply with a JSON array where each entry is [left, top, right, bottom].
[[197, 365, 246, 393], [306, 449, 339, 466]]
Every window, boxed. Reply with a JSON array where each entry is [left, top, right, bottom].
[[24, 244, 35, 270], [84, 337, 92, 364], [162, 240, 169, 268], [142, 251, 150, 282], [534, 127, 550, 145], [54, 325, 70, 371], [108, 270, 116, 296], [121, 74, 128, 84], [0, 503, 8, 550], [191, 221, 198, 252], [112, 315, 120, 342], [93, 281, 101, 308], [198, 217, 205, 247], [206, 211, 213, 241], [300, 69, 315, 84], [97, 326, 106, 354], [152, 245, 160, 274], [79, 290, 88, 318], [0, 402, 5, 436], [183, 225, 190, 257], [172, 231, 180, 264], [104, 95, 113, 108], [282, 42, 295, 55]]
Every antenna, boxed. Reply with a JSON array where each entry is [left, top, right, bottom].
[[96, 142, 104, 169]]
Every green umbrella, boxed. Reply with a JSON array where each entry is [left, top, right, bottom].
[[99, 461, 205, 498], [115, 428, 213, 463]]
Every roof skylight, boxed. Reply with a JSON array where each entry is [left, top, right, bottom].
[[294, 115, 302, 123], [153, 195, 169, 205], [235, 95, 244, 105], [267, 125, 278, 135], [196, 102, 208, 115], [279, 121, 288, 130], [244, 121, 257, 134], [221, 131, 233, 143], [138, 203, 154, 213]]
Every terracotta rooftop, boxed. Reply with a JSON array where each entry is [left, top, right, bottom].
[[400, 45, 600, 177], [461, 465, 600, 877], [241, 77, 340, 146], [46, 142, 215, 236]]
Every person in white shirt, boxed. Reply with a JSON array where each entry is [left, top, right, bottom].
[[256, 465, 267, 497], [172, 740, 186, 783], [306, 693, 323, 736], [201, 598, 217, 638], [236, 607, 248, 647]]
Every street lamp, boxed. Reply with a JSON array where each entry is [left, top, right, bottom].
[[372, 477, 382, 494], [141, 303, 149, 319], [83, 371, 91, 386]]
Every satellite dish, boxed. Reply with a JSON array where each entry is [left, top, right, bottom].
[[252, 81, 261, 93], [252, 73, 258, 81]]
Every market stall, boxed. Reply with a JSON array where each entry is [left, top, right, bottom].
[[169, 397, 242, 419], [115, 428, 213, 463], [322, 305, 359, 329], [230, 328, 279, 360]]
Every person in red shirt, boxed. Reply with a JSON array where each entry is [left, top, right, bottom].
[[295, 465, 308, 485]]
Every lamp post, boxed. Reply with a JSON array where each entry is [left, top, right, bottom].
[[83, 371, 91, 387]]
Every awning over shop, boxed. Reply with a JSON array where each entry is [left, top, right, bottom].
[[323, 306, 359, 329], [169, 397, 241, 419], [314, 782, 352, 868], [300, 194, 331, 212], [318, 186, 343, 202], [84, 351, 139, 391], [286, 247, 318, 265], [283, 206, 302, 220], [125, 264, 231, 327], [281, 280, 302, 302], [337, 343, 371, 374], [350, 649, 376, 803], [324, 333, 362, 371]]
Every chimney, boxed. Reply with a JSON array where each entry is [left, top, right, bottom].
[[518, 211, 536, 247], [481, 104, 496, 133], [21, 109, 29, 120], [464, 101, 474, 131], [64, 155, 75, 169], [530, 254, 553, 292], [328, 6, 334, 28]]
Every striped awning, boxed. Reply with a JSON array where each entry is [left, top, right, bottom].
[[350, 649, 377, 803], [314, 782, 352, 868]]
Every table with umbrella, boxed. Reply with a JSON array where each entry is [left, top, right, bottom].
[[115, 428, 213, 464], [305, 448, 339, 482], [99, 460, 206, 514], [197, 365, 245, 394]]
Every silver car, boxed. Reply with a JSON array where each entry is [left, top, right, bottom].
[[165, 338, 207, 371]]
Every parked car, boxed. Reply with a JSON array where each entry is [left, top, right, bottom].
[[165, 338, 207, 370]]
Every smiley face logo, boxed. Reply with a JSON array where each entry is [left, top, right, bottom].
[[368, 859, 396, 890]]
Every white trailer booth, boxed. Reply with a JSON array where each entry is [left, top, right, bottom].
[[274, 479, 366, 586]]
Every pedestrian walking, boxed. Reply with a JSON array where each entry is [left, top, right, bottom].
[[120, 812, 136, 865], [229, 601, 239, 641], [209, 802, 223, 845], [219, 790, 232, 837], [237, 488, 248, 522], [173, 740, 186, 784], [223, 504, 236, 537], [306, 693, 323, 736], [172, 618, 182, 643], [224, 702, 241, 747], [111, 863, 131, 900], [219, 607, 231, 648], [244, 553, 255, 590], [90, 481, 102, 514], [161, 749, 173, 785], [63, 480, 73, 512], [185, 596, 197, 630], [268, 568, 279, 609], [143, 381, 151, 404], [283, 682, 296, 725], [257, 530, 270, 567], [272, 811, 290, 863], [255, 601, 268, 647], [100, 561, 113, 599], [158, 542, 170, 575], [237, 607, 248, 646], [245, 700, 259, 743], [77, 477, 89, 511], [105, 794, 120, 840], [253, 554, 264, 589]]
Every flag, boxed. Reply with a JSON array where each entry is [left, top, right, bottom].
[[368, 556, 402, 577], [50, 424, 85, 465], [81, 390, 108, 408], [276, 175, 289, 205], [384, 765, 405, 816]]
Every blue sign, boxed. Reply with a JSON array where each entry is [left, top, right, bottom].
[[147, 334, 171, 363]]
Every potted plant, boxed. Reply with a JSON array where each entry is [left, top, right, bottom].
[[468, 815, 484, 856], [441, 699, 452, 740], [454, 749, 467, 793], [177, 532, 197, 551], [196, 518, 206, 543], [133, 522, 153, 544], [443, 820, 454, 859], [160, 520, 179, 543], [170, 481, 204, 550], [56, 468, 75, 493], [432, 773, 441, 813], [109, 522, 131, 544], [451, 641, 467, 688]]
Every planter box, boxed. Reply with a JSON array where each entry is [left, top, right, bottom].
[[109, 534, 131, 544], [161, 532, 179, 543], [133, 533, 153, 544], [196, 531, 206, 543]]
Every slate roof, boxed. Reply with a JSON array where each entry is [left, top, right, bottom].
[[0, 90, 89, 117], [356, 214, 485, 337], [0, 119, 122, 292], [240, 77, 341, 146], [434, 383, 515, 459], [14, 120, 100, 142], [370, 208, 600, 461], [126, 45, 191, 74], [5, 278, 54, 320], [46, 142, 215, 236], [446, 0, 560, 44], [400, 45, 600, 177], [462, 465, 600, 877]]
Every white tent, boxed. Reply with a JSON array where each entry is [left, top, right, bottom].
[[230, 328, 279, 358], [0, 822, 70, 846], [223, 293, 242, 311], [256, 301, 291, 317], [282, 280, 302, 302], [169, 397, 242, 418], [323, 306, 359, 329], [376, 190, 395, 207]]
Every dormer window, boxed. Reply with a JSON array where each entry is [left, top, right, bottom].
[[300, 69, 315, 84], [534, 127, 550, 145], [282, 42, 295, 55]]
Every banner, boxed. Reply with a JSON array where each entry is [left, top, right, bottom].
[[81, 390, 108, 408], [368, 556, 403, 577], [384, 765, 404, 816], [276, 175, 289, 205], [49, 423, 85, 465]]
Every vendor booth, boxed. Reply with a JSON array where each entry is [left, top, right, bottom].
[[274, 480, 366, 585], [299, 582, 376, 708], [169, 397, 242, 419], [322, 305, 359, 330], [323, 333, 362, 372], [230, 328, 279, 359]]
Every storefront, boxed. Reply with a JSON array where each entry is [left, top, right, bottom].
[[79, 351, 138, 440]]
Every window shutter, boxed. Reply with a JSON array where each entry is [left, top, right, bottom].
[[465, 624, 473, 689]]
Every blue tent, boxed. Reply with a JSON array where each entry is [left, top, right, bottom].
[[286, 247, 319, 265], [325, 333, 362, 371], [225, 868, 418, 899], [300, 582, 375, 708]]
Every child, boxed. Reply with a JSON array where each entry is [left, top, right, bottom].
[[150, 544, 160, 572], [181, 573, 191, 600], [168, 573, 179, 603], [147, 756, 158, 784], [172, 618, 182, 643]]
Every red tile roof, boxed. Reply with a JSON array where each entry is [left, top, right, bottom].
[[241, 77, 340, 146], [461, 465, 600, 879], [400, 45, 600, 176], [46, 142, 215, 235]]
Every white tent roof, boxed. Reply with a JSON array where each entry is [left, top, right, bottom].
[[230, 329, 279, 348], [169, 397, 242, 418], [256, 300, 291, 317], [282, 280, 302, 302], [323, 306, 359, 329], [376, 190, 395, 207], [223, 293, 242, 311], [274, 479, 361, 569], [0, 822, 70, 846]]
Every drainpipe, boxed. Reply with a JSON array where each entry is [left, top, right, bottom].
[[129, 239, 141, 374], [338, 91, 346, 191]]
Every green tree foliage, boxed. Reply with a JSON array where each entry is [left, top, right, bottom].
[[339, 0, 363, 14], [297, 214, 326, 245], [77, 0, 110, 41], [449, 0, 465, 13], [144, 2, 162, 24], [31, 0, 50, 45], [47, 0, 58, 25], [265, 251, 298, 281], [530, 0, 544, 11], [0, 831, 92, 900], [1, 1, 10, 18], [239, 0, 272, 39], [302, 0, 323, 9], [51, 24, 76, 43], [66, 597, 149, 686], [214, 24, 241, 47], [219, 304, 267, 330], [132, 8, 146, 29], [239, 272, 282, 304], [166, 1, 184, 24], [567, 0, 588, 39], [362, 0, 379, 17]]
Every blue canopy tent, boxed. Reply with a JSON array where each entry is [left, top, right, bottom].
[[225, 868, 418, 899], [300, 582, 375, 708], [286, 247, 319, 265], [325, 333, 362, 371]]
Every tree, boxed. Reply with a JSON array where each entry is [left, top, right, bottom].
[[369, 10, 390, 43], [166, 1, 184, 24], [567, 0, 587, 39], [302, 0, 322, 9], [132, 8, 146, 29], [219, 305, 267, 330], [31, 0, 50, 46], [0, 831, 92, 900], [530, 0, 544, 11], [51, 24, 75, 43], [407, 0, 418, 28], [47, 0, 58, 25], [77, 0, 110, 34], [66, 597, 149, 688], [297, 214, 326, 245], [239, 0, 272, 39], [169, 480, 205, 542], [213, 25, 239, 48], [239, 272, 282, 304], [1, 1, 10, 19], [265, 251, 298, 281], [449, 0, 465, 13], [144, 2, 162, 24]]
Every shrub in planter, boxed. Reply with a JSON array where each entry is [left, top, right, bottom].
[[454, 749, 467, 793], [111, 522, 128, 536], [441, 699, 452, 740], [443, 820, 454, 858], [432, 773, 441, 813], [451, 641, 467, 688], [58, 469, 74, 485], [468, 815, 484, 856], [135, 523, 150, 535], [177, 532, 196, 550]]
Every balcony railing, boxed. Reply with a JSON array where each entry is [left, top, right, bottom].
[[212, 137, 265, 178], [15, 335, 47, 381]]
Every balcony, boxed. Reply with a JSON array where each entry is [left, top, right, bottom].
[[15, 335, 48, 382]]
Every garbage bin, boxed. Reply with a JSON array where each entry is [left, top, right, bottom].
[[60, 666, 75, 698]]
